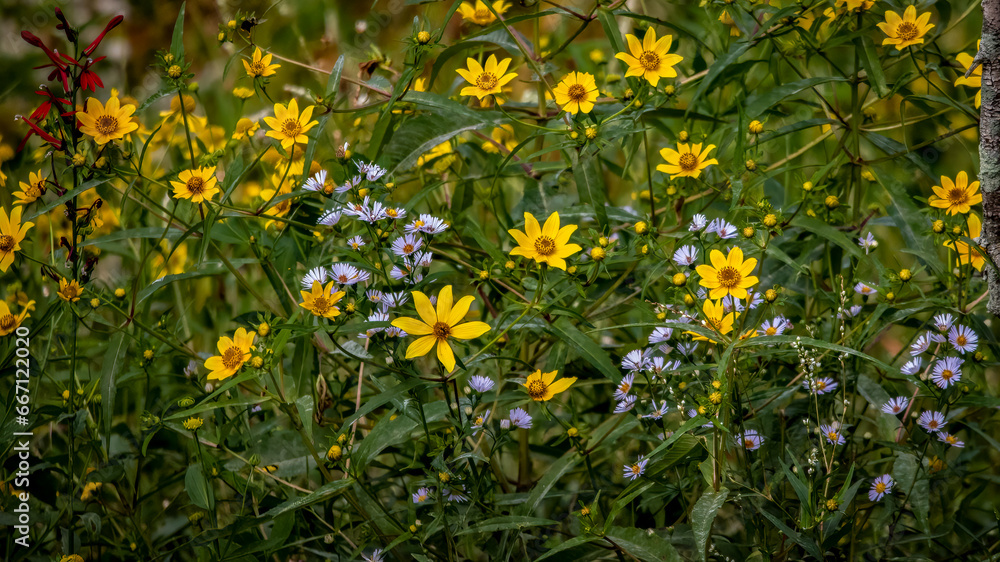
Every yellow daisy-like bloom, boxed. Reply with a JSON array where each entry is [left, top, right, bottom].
[[0, 207, 32, 272], [483, 124, 518, 154], [390, 285, 491, 372], [204, 327, 256, 381], [657, 142, 718, 179], [930, 171, 981, 215], [300, 281, 346, 320], [955, 45, 982, 108], [944, 214, 985, 271], [877, 6, 934, 51], [508, 211, 583, 270], [14, 170, 46, 206], [243, 46, 281, 78], [171, 166, 220, 203], [695, 247, 759, 300], [523, 369, 577, 401], [686, 299, 737, 343], [58, 278, 83, 302], [0, 299, 32, 336], [614, 27, 684, 87], [457, 0, 510, 26], [835, 0, 875, 11], [553, 72, 599, 115], [718, 11, 741, 37], [76, 96, 139, 145], [183, 417, 204, 430], [232, 117, 260, 140], [456, 55, 518, 100], [263, 98, 319, 149]]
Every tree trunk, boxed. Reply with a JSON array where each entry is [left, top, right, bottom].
[[982, 0, 1000, 316]]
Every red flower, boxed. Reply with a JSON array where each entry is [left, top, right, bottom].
[[16, 115, 65, 152], [84, 15, 123, 57], [29, 88, 73, 121]]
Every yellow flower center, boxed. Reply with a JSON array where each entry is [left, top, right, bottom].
[[744, 439, 755, 449], [619, 381, 631, 393], [281, 118, 302, 139], [476, 72, 499, 92], [96, 114, 120, 136], [928, 420, 939, 429], [815, 380, 827, 390], [414, 220, 425, 228], [827, 431, 838, 441], [186, 176, 205, 195], [310, 296, 331, 315], [403, 243, 414, 253], [678, 152, 698, 171], [765, 327, 777, 336], [639, 51, 661, 71], [956, 335, 967, 346], [630, 463, 641, 474], [941, 369, 954, 380], [534, 236, 556, 256], [474, 7, 491, 22], [0, 234, 15, 252], [716, 266, 741, 289], [222, 346, 244, 370], [875, 482, 886, 493], [567, 83, 588, 102], [248, 60, 266, 75], [433, 321, 452, 340], [895, 21, 918, 42], [526, 379, 548, 399], [946, 187, 969, 206], [0, 313, 15, 332]]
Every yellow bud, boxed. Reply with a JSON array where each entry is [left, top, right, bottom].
[[742, 226, 755, 238], [640, 244, 649, 255], [89, 298, 100, 309], [410, 524, 418, 533], [678, 381, 687, 390], [585, 126, 598, 140], [824, 195, 840, 209], [72, 153, 86, 167], [763, 213, 777, 228], [764, 289, 778, 303], [656, 312, 667, 321], [326, 444, 342, 461], [802, 181, 813, 191], [251, 356, 263, 368], [567, 265, 578, 274], [580, 505, 591, 515], [635, 221, 648, 234], [143, 349, 154, 360], [709, 391, 722, 404], [672, 272, 687, 286], [417, 30, 431, 44], [167, 65, 182, 79], [598, 236, 609, 247], [826, 498, 839, 511], [663, 84, 675, 96], [94, 157, 107, 169], [748, 120, 764, 134], [567, 427, 578, 437], [711, 380, 722, 389], [590, 247, 606, 261], [678, 131, 689, 143], [505, 260, 516, 270], [745, 159, 757, 172], [898, 269, 912, 282], [258, 322, 270, 336], [570, 131, 579, 140], [478, 269, 490, 280], [932, 220, 945, 233], [217, 31, 226, 42], [683, 294, 695, 306], [885, 292, 895, 302], [227, 20, 237, 29]]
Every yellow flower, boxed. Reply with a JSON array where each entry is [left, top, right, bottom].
[[60, 556, 84, 562], [835, 0, 875, 11], [482, 124, 518, 154], [553, 72, 599, 115], [522, 369, 576, 401], [718, 11, 741, 37], [930, 171, 981, 215], [80, 481, 102, 501], [14, 170, 46, 205], [58, 278, 83, 302], [76, 96, 139, 144], [171, 166, 219, 203], [686, 299, 736, 343], [877, 6, 934, 50], [416, 141, 457, 172], [944, 214, 984, 271], [152, 241, 187, 279], [204, 327, 256, 381], [233, 86, 255, 99], [300, 281, 346, 319], [695, 247, 759, 300], [955, 45, 982, 108], [183, 417, 204, 430], [508, 211, 582, 270], [0, 299, 32, 336], [456, 55, 518, 100], [243, 47, 280, 78], [657, 143, 718, 179], [390, 285, 491, 372], [263, 98, 319, 149], [457, 0, 510, 26], [232, 117, 260, 140], [614, 27, 684, 87]]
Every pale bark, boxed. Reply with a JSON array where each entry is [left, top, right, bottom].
[[980, 0, 1000, 315]]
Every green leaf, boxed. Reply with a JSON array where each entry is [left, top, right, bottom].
[[261, 478, 354, 519], [789, 215, 884, 273], [185, 463, 212, 510], [571, 150, 609, 231], [517, 451, 581, 516], [745, 77, 847, 118], [170, 2, 186, 61], [535, 536, 601, 561], [100, 331, 128, 446], [548, 318, 619, 382], [605, 526, 682, 562], [597, 8, 626, 59], [691, 487, 729, 562], [26, 178, 108, 221], [858, 35, 889, 98], [689, 42, 751, 119], [325, 54, 345, 99], [873, 170, 946, 277], [456, 516, 557, 535], [893, 452, 919, 496], [738, 335, 894, 372], [758, 506, 824, 560]]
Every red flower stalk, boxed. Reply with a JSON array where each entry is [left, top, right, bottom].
[[83, 15, 123, 57], [54, 8, 77, 43], [15, 114, 65, 152]]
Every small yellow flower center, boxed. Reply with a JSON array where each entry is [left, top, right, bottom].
[[0, 313, 15, 332], [874, 482, 887, 494], [403, 243, 414, 253], [765, 327, 777, 336], [827, 431, 839, 441], [186, 176, 205, 195], [678, 152, 698, 171], [815, 380, 827, 390], [946, 187, 969, 206], [95, 114, 120, 136], [433, 321, 452, 340], [527, 379, 547, 399], [0, 235, 15, 252], [619, 381, 631, 393], [744, 439, 755, 449], [956, 335, 967, 346], [895, 21, 918, 42], [222, 346, 244, 369], [567, 83, 588, 102], [310, 296, 331, 315], [476, 72, 499, 92], [716, 266, 741, 289], [248, 60, 266, 76], [630, 463, 641, 474], [946, 435, 957, 444], [941, 369, 954, 380], [534, 236, 557, 256], [281, 118, 302, 139], [639, 51, 660, 71], [475, 8, 490, 21]]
